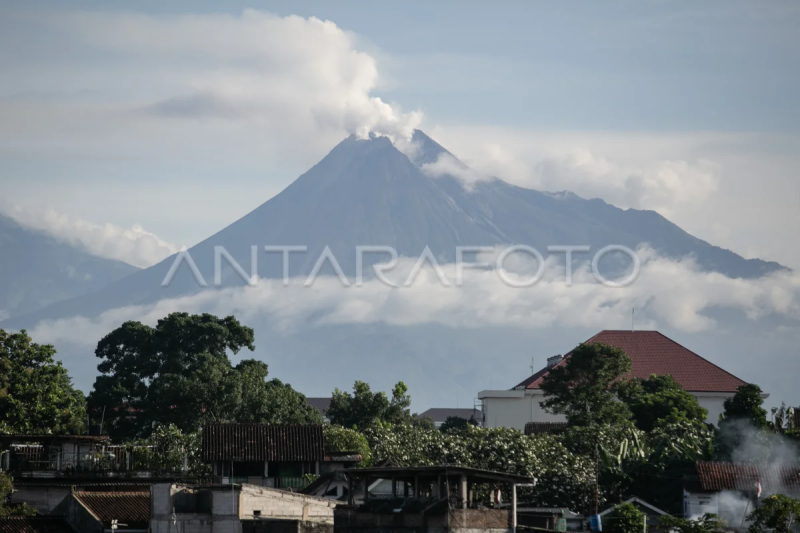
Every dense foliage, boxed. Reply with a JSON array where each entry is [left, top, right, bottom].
[[659, 514, 727, 533], [327, 380, 413, 429], [747, 494, 800, 533], [617, 374, 708, 432], [323, 425, 372, 466], [606, 502, 646, 533], [0, 329, 86, 434], [88, 313, 320, 441], [539, 343, 632, 426], [439, 415, 478, 432], [721, 384, 769, 429]]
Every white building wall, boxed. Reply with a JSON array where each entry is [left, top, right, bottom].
[[480, 389, 733, 430]]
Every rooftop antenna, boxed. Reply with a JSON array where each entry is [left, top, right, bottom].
[[632, 308, 635, 332], [530, 357, 535, 375]]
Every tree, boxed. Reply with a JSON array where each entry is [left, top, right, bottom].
[[89, 313, 319, 440], [0, 329, 86, 434], [607, 502, 646, 533], [539, 343, 633, 427], [658, 514, 726, 533], [0, 472, 36, 516], [326, 381, 413, 429], [616, 374, 708, 432], [747, 494, 800, 533], [323, 425, 372, 466], [721, 384, 769, 429], [439, 416, 478, 432]]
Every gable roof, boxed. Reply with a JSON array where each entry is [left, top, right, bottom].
[[0, 517, 76, 533], [202, 423, 325, 462], [599, 496, 668, 517], [696, 461, 800, 493], [515, 330, 747, 393], [73, 491, 150, 530]]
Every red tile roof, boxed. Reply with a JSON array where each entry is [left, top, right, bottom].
[[696, 461, 800, 492], [202, 423, 325, 462], [516, 330, 747, 393], [74, 491, 150, 530], [0, 517, 75, 533]]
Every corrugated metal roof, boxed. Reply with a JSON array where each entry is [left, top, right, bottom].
[[516, 330, 747, 393], [0, 517, 75, 533], [696, 461, 800, 492], [74, 491, 150, 529], [202, 423, 325, 462]]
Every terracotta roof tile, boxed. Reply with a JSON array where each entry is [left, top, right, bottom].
[[696, 461, 800, 492], [74, 491, 150, 530], [0, 517, 75, 533], [517, 330, 747, 393], [202, 423, 324, 462]]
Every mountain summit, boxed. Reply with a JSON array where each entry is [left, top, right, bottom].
[[1, 130, 783, 328]]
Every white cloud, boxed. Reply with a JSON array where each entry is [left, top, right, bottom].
[[45, 9, 422, 141], [420, 153, 488, 190], [28, 247, 800, 347], [3, 204, 177, 268]]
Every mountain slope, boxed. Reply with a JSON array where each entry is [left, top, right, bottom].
[[0, 213, 139, 320], [0, 130, 783, 329]]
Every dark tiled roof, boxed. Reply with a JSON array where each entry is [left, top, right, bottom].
[[524, 422, 569, 436], [74, 491, 150, 530], [202, 423, 325, 462], [696, 461, 800, 492], [417, 408, 480, 423], [307, 398, 331, 414], [0, 517, 76, 533], [516, 330, 747, 393]]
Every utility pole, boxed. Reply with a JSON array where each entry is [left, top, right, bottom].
[[594, 449, 599, 515]]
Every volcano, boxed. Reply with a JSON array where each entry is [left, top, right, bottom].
[[1, 130, 783, 329]]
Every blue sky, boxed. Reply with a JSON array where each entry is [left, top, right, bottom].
[[1, 1, 799, 267]]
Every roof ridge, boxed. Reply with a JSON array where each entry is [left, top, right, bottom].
[[652, 331, 747, 388]]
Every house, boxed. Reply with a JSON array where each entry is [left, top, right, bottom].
[[334, 465, 536, 533], [684, 461, 800, 526], [307, 398, 332, 422], [203, 423, 325, 489], [150, 482, 337, 533], [52, 489, 150, 533], [599, 497, 668, 530], [417, 408, 482, 429], [478, 330, 755, 430], [516, 507, 584, 531]]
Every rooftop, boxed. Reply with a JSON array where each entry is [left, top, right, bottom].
[[73, 491, 150, 530], [0, 517, 76, 533], [514, 330, 747, 393], [417, 408, 480, 423], [342, 465, 535, 485], [202, 423, 325, 462], [0, 435, 109, 444], [696, 461, 800, 493]]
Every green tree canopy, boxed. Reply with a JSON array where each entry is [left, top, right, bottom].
[[539, 343, 633, 427], [88, 313, 320, 441], [606, 502, 646, 533], [323, 425, 372, 466], [721, 384, 769, 429], [616, 374, 708, 432], [658, 514, 726, 533], [0, 329, 86, 434], [326, 381, 413, 429], [439, 415, 478, 432], [747, 494, 800, 533], [0, 472, 36, 516]]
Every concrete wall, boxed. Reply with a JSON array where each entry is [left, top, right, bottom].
[[238, 485, 337, 523], [333, 508, 510, 533], [10, 485, 70, 513]]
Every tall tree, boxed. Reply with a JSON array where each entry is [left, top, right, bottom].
[[539, 343, 633, 427], [88, 313, 319, 440], [0, 329, 86, 434], [721, 384, 769, 429], [616, 374, 708, 432], [747, 494, 800, 533], [327, 380, 413, 429]]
